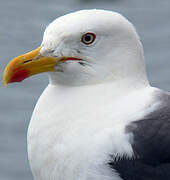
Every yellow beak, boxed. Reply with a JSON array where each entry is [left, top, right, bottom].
[[3, 46, 81, 87]]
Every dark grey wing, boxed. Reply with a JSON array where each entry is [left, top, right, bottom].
[[109, 90, 170, 180]]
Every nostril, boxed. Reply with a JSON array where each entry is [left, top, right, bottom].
[[23, 59, 33, 64]]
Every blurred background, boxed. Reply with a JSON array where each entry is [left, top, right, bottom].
[[0, 0, 170, 179]]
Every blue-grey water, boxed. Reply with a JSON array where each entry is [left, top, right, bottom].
[[0, 0, 170, 179]]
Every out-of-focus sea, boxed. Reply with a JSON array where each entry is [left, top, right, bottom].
[[0, 0, 170, 179]]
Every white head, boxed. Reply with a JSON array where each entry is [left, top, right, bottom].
[[4, 9, 149, 89], [40, 9, 148, 87]]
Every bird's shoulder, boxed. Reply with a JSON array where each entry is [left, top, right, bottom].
[[109, 89, 170, 180]]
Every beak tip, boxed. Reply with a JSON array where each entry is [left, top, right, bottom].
[[3, 79, 7, 88], [3, 68, 10, 87]]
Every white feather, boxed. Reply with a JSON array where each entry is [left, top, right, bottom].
[[27, 9, 155, 180]]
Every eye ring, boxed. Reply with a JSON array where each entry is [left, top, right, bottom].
[[81, 32, 96, 45]]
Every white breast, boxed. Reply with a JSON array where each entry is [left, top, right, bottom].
[[27, 83, 156, 180]]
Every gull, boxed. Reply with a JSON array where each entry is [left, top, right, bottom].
[[3, 9, 170, 180]]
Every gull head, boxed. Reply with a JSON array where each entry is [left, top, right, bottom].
[[3, 9, 148, 87]]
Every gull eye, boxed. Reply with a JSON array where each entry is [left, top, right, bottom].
[[81, 32, 96, 45]]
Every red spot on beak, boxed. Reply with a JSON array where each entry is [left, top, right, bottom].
[[10, 69, 30, 83]]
